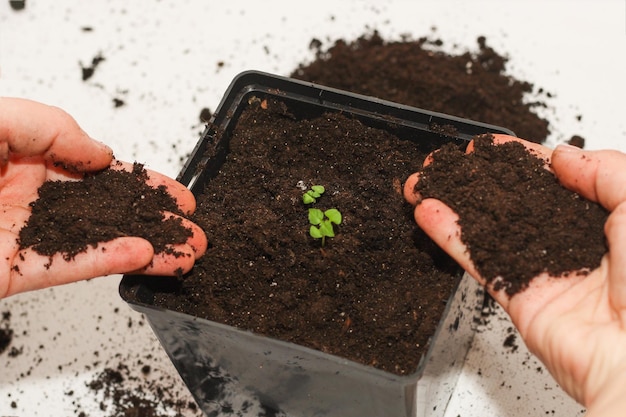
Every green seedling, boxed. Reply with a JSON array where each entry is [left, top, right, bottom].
[[302, 185, 325, 204], [308, 208, 342, 246]]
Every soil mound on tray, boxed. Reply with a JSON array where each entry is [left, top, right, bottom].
[[291, 32, 551, 143], [414, 134, 608, 295], [18, 162, 192, 261], [151, 97, 462, 375]]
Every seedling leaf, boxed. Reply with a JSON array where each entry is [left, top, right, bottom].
[[302, 185, 326, 205], [309, 225, 323, 239], [303, 185, 341, 246], [319, 220, 335, 237], [308, 208, 324, 225], [311, 185, 325, 195], [302, 193, 316, 204], [324, 208, 342, 225]]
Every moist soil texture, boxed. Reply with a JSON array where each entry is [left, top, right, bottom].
[[149, 97, 463, 376], [291, 32, 553, 143], [18, 162, 192, 262], [414, 134, 609, 295]]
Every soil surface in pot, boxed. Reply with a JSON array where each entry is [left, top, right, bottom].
[[150, 97, 463, 376], [18, 162, 192, 262], [413, 134, 608, 295], [292, 32, 564, 145]]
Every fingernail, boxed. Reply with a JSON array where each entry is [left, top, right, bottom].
[[555, 143, 583, 154]]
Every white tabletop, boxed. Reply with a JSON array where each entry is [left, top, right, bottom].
[[1, 1, 624, 416]]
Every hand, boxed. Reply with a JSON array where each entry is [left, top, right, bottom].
[[0, 97, 207, 298], [404, 134, 626, 417]]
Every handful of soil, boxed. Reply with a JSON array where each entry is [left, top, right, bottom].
[[18, 162, 192, 261], [414, 135, 608, 295]]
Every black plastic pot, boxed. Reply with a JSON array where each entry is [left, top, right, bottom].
[[120, 71, 515, 417]]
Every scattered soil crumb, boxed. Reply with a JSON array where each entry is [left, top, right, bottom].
[[0, 311, 14, 355], [199, 107, 212, 123], [567, 135, 585, 148], [113, 97, 126, 108], [9, 0, 26, 11], [80, 52, 106, 81], [503, 328, 519, 352], [75, 362, 201, 417]]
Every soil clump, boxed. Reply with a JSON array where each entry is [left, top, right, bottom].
[[414, 134, 608, 295], [18, 162, 192, 262]]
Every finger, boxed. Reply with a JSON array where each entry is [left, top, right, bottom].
[[551, 145, 626, 314], [0, 97, 113, 171], [6, 237, 154, 297], [551, 145, 626, 212], [414, 197, 491, 278], [110, 160, 197, 215], [604, 202, 626, 314], [403, 172, 421, 206], [0, 230, 20, 298], [125, 212, 206, 276], [402, 148, 442, 205], [173, 214, 208, 258], [144, 165, 197, 215], [131, 243, 197, 276]]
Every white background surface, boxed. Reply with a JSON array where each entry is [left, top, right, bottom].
[[1, 1, 625, 416]]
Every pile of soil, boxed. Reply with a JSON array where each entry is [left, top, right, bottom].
[[413, 134, 608, 295], [291, 32, 559, 144], [18, 162, 192, 263], [150, 97, 462, 375]]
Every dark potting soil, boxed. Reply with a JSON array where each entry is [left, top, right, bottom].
[[18, 162, 192, 262], [291, 32, 554, 144], [150, 97, 462, 375], [414, 134, 609, 296]]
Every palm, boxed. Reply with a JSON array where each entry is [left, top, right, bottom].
[[509, 266, 626, 406]]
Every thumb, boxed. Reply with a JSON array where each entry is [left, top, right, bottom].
[[7, 237, 154, 297], [0, 97, 113, 172], [551, 145, 626, 211], [603, 202, 626, 316], [552, 144, 626, 314]]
